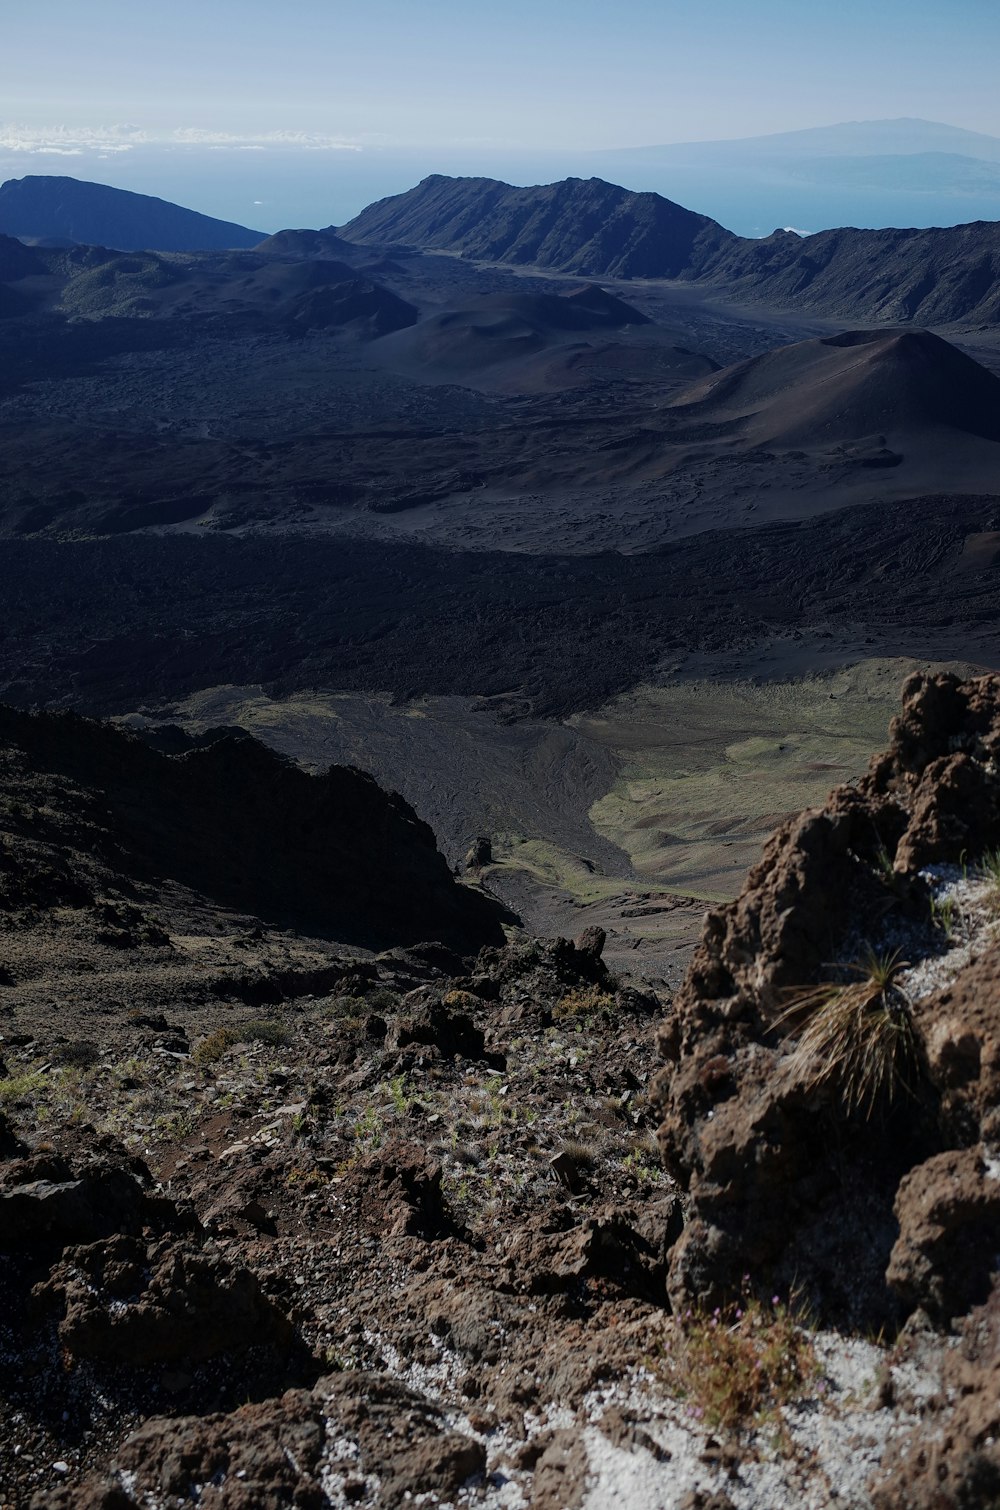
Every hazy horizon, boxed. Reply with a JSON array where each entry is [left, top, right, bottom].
[[5, 0, 1000, 235]]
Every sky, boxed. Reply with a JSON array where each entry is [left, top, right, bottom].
[[3, 0, 1000, 231], [4, 0, 1000, 152]]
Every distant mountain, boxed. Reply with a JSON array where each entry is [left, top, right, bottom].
[[341, 173, 1000, 326], [606, 118, 1000, 164], [341, 174, 733, 278], [588, 119, 1000, 235], [0, 176, 264, 252]]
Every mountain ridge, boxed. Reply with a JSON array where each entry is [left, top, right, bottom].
[[342, 173, 1000, 325]]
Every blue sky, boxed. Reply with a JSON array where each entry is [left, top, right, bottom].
[[3, 0, 1000, 153]]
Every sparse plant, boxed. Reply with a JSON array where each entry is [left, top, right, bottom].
[[930, 893, 960, 941], [667, 1289, 820, 1436], [354, 1103, 383, 1149], [871, 839, 895, 882], [557, 1138, 598, 1170], [776, 948, 919, 1117], [979, 848, 1000, 914], [388, 1074, 411, 1117], [193, 1017, 289, 1067], [242, 1018, 291, 1047], [0, 1068, 49, 1108]]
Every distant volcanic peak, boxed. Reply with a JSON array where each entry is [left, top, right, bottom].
[[565, 283, 650, 323], [255, 227, 357, 259], [672, 326, 1000, 446]]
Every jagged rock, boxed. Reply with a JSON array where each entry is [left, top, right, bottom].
[[337, 1140, 447, 1238], [872, 1278, 1000, 1507], [0, 1150, 182, 1251], [530, 1427, 590, 1510], [914, 941, 1000, 1141], [887, 1147, 1000, 1323], [34, 1234, 295, 1365], [653, 673, 1000, 1325], [385, 991, 489, 1061], [0, 705, 510, 952], [574, 924, 606, 962], [464, 835, 493, 871], [499, 1199, 682, 1298], [0, 1112, 25, 1158]]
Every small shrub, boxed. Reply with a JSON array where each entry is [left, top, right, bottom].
[[0, 1068, 49, 1108], [51, 1039, 101, 1068], [553, 985, 615, 1023], [669, 1291, 820, 1434], [193, 1026, 243, 1066], [242, 1018, 291, 1047], [930, 893, 960, 940], [192, 1018, 290, 1067], [558, 1137, 597, 1170]]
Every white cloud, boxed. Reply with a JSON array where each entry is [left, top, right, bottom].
[[0, 123, 363, 154]]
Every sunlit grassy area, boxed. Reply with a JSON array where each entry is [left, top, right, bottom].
[[576, 658, 981, 900]]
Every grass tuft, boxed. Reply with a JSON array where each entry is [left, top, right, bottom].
[[776, 949, 919, 1118]]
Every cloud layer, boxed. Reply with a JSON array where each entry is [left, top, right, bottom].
[[0, 124, 362, 155]]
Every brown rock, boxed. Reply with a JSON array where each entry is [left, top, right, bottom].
[[872, 1278, 1000, 1508], [530, 1427, 589, 1510], [35, 1234, 294, 1365], [887, 1147, 1000, 1323], [42, 1372, 486, 1510], [337, 1139, 447, 1238]]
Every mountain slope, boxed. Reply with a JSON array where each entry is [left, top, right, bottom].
[[0, 707, 506, 951], [341, 174, 735, 278], [698, 220, 1000, 324], [0, 176, 264, 252]]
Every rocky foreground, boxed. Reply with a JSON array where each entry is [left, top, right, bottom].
[[3, 677, 1000, 1507]]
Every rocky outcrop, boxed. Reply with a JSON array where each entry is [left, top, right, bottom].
[[0, 705, 508, 952], [653, 672, 1000, 1325], [35, 1234, 294, 1365]]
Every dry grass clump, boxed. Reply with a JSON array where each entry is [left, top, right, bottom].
[[669, 1291, 820, 1434], [776, 949, 918, 1118], [553, 984, 615, 1022]]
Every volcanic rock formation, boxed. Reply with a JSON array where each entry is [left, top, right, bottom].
[[654, 671, 1000, 1328]]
